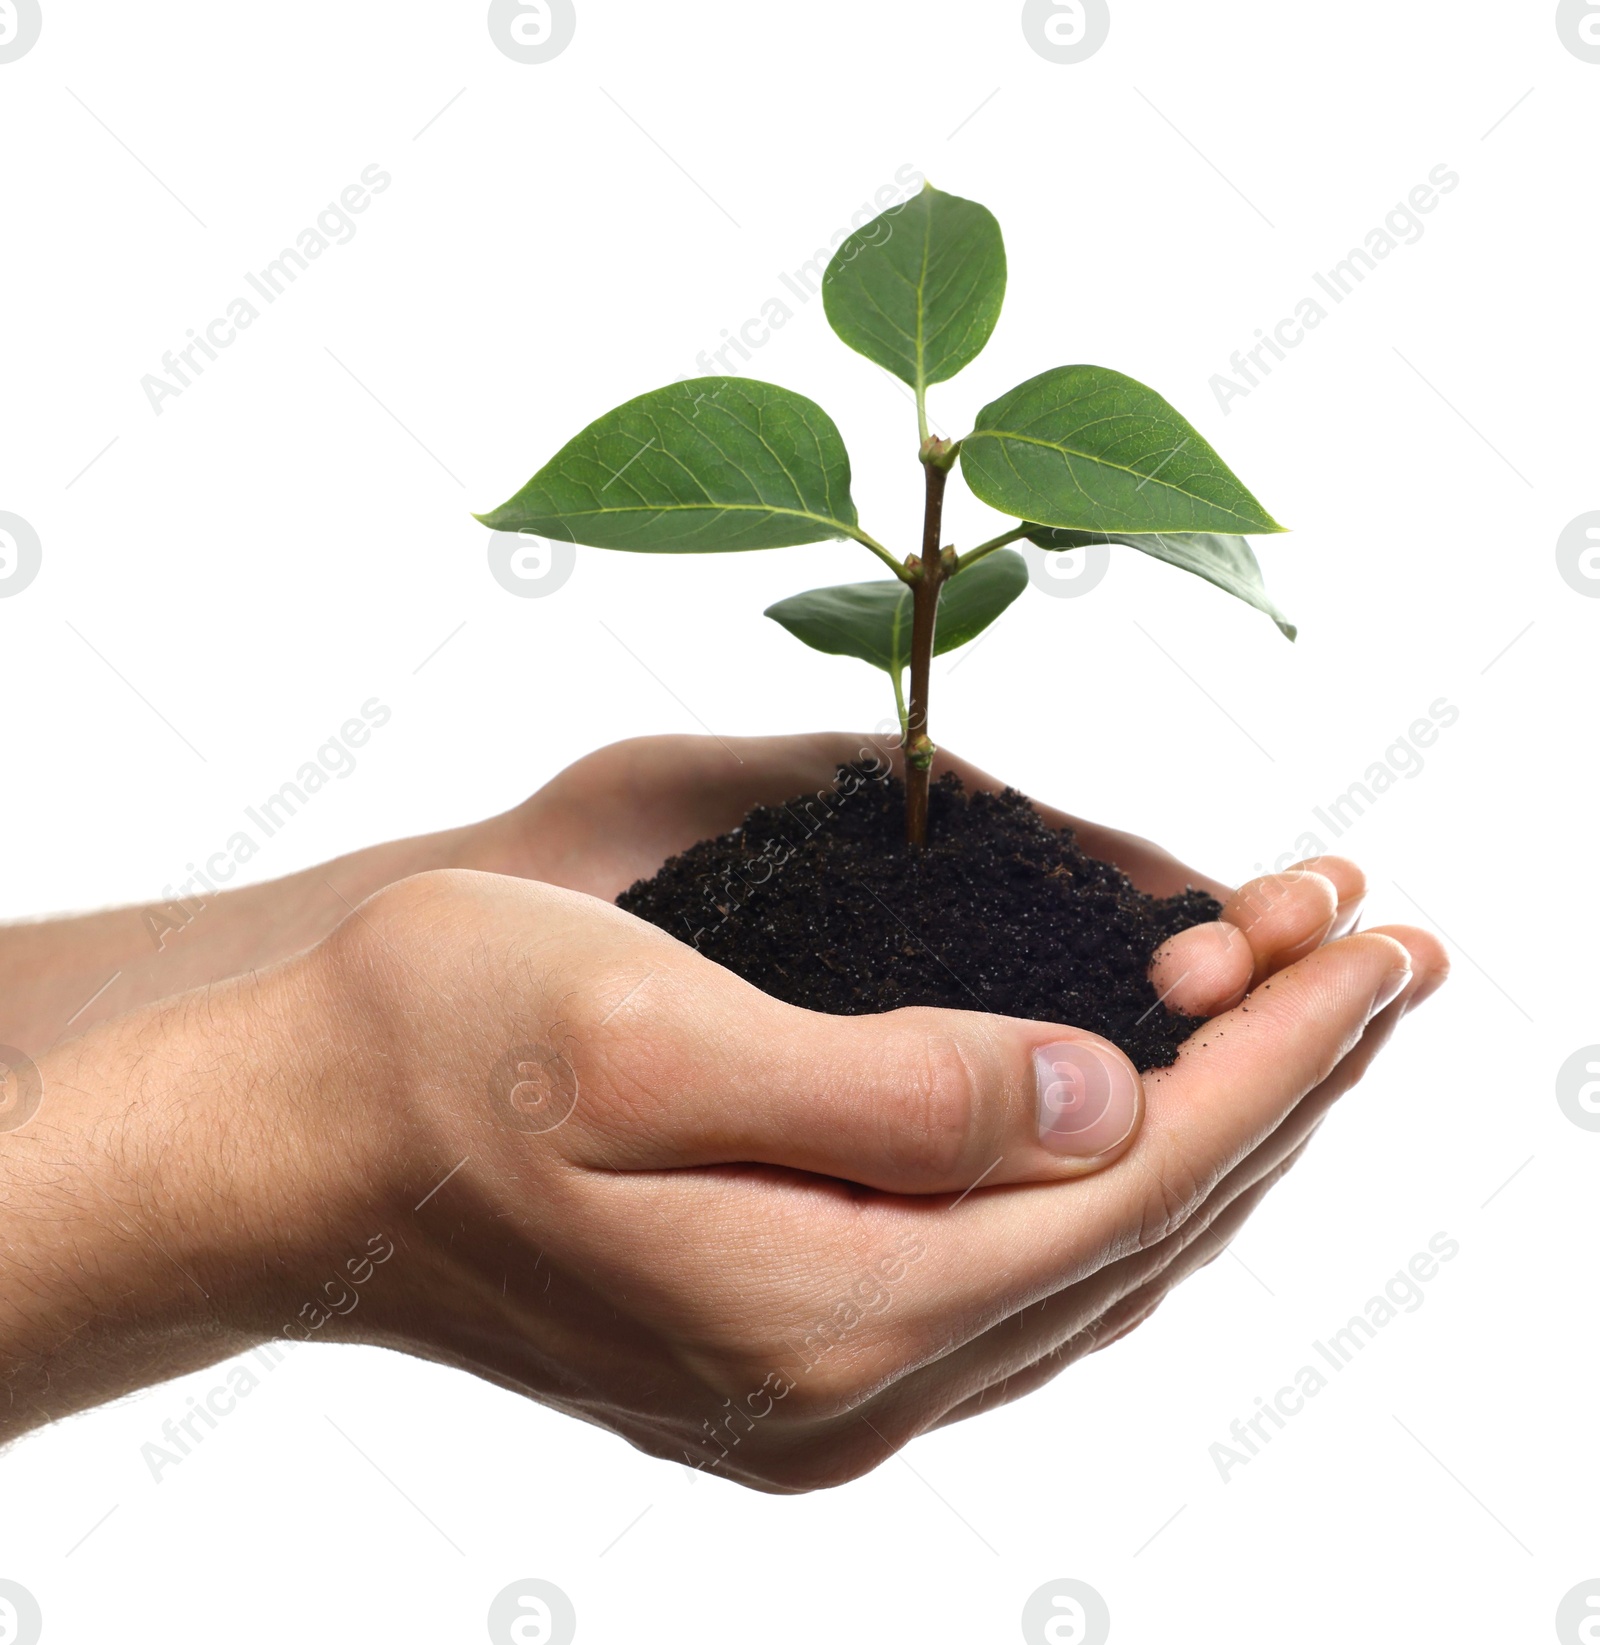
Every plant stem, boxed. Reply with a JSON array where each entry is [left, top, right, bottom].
[[904, 458, 949, 848], [845, 524, 916, 582], [954, 523, 1032, 573]]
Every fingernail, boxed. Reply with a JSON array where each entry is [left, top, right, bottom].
[[1328, 896, 1365, 940], [1035, 1040, 1141, 1158], [1369, 965, 1412, 1019]]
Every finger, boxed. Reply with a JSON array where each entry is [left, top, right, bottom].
[[928, 1154, 1303, 1430], [1360, 922, 1450, 1010], [874, 1002, 1391, 1439], [849, 922, 1449, 1416], [573, 948, 1148, 1191], [1147, 920, 1255, 1017], [1289, 855, 1366, 939], [894, 963, 1433, 1431], [1151, 862, 1373, 1016], [885, 927, 1429, 1338], [1219, 870, 1340, 984], [1079, 1136, 1310, 1349]]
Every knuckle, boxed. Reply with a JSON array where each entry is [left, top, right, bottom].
[[325, 868, 505, 990], [364, 866, 478, 926], [879, 1025, 980, 1183], [316, 870, 459, 1003]]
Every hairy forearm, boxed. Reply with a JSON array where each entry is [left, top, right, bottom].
[[0, 947, 370, 1443], [0, 815, 519, 1056]]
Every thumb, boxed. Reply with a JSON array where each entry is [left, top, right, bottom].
[[584, 984, 1145, 1196]]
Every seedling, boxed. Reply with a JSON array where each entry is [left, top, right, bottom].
[[479, 182, 1293, 847]]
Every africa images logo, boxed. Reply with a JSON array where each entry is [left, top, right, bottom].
[[0, 0, 43, 64], [0, 513, 42, 599], [487, 0, 576, 63]]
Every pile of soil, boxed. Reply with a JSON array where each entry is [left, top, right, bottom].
[[617, 767, 1220, 1070]]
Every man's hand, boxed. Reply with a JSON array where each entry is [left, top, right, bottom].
[[6, 858, 1445, 1488]]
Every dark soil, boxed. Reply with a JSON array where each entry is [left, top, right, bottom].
[[617, 766, 1220, 1070]]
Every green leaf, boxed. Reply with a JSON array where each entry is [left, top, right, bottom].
[[764, 549, 1029, 675], [822, 182, 1006, 393], [476, 377, 861, 553], [1029, 527, 1297, 640], [962, 366, 1284, 537]]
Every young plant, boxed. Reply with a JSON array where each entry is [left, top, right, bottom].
[[478, 182, 1294, 848]]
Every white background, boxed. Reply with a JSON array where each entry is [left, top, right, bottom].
[[1, 2, 1594, 1640]]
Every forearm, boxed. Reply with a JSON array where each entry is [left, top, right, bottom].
[[0, 814, 520, 1055], [0, 947, 366, 1443]]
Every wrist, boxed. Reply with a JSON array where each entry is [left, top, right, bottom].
[[0, 821, 493, 1053]]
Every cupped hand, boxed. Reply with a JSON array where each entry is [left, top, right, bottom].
[[284, 860, 1445, 1493], [475, 731, 1368, 1022]]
